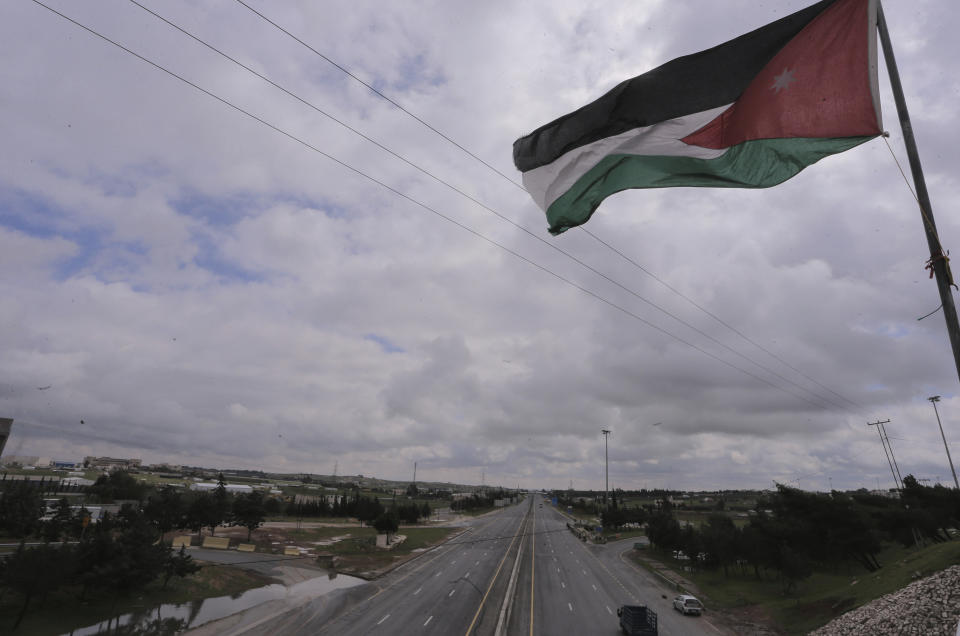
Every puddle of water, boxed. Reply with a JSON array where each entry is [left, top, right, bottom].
[[63, 571, 365, 635]]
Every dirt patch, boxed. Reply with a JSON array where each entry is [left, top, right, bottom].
[[712, 604, 786, 636], [191, 561, 279, 593]]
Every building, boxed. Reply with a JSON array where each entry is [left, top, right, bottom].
[[189, 482, 253, 494], [84, 456, 142, 472], [1, 455, 51, 468], [62, 476, 96, 487], [0, 418, 11, 458]]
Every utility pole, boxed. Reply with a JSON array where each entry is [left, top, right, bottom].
[[877, 4, 960, 389], [928, 396, 959, 489], [882, 420, 905, 488], [868, 419, 901, 490], [601, 429, 611, 510]]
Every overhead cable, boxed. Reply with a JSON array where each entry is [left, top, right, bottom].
[[131, 0, 851, 413], [29, 0, 836, 411]]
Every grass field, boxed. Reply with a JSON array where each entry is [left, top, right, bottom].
[[631, 540, 960, 635], [0, 560, 274, 636]]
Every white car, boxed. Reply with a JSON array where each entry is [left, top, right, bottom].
[[673, 594, 703, 616]]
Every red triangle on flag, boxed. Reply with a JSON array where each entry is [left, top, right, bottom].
[[683, 0, 881, 150]]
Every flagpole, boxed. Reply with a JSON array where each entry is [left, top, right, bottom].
[[877, 1, 960, 388]]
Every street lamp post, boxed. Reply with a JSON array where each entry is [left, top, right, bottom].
[[929, 396, 960, 489], [601, 429, 611, 511]]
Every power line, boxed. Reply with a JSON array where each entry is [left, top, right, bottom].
[[125, 0, 851, 413], [579, 227, 865, 411], [234, 1, 866, 414], [232, 0, 524, 192], [29, 0, 846, 411]]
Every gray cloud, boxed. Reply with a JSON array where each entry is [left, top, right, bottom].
[[2, 0, 960, 492]]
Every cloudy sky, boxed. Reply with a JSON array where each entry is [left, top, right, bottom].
[[3, 0, 959, 492]]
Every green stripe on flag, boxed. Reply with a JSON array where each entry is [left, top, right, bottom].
[[545, 136, 875, 234]]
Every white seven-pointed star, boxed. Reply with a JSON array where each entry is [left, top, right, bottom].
[[771, 68, 797, 94]]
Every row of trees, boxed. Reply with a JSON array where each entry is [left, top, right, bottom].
[[630, 477, 960, 593], [144, 479, 268, 541], [0, 505, 200, 629], [288, 493, 431, 526], [2, 471, 443, 546], [450, 488, 513, 512], [0, 472, 270, 543]]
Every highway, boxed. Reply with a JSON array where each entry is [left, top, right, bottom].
[[507, 495, 728, 635], [194, 495, 728, 635]]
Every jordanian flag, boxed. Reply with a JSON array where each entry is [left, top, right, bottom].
[[513, 0, 882, 235]]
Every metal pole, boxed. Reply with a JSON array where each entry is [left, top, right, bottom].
[[868, 419, 899, 489], [929, 396, 960, 489], [877, 2, 960, 388], [601, 429, 611, 510], [880, 421, 905, 488]]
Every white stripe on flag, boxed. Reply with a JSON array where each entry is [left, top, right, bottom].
[[521, 104, 732, 211]]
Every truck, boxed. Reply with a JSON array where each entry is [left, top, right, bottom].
[[617, 605, 658, 635]]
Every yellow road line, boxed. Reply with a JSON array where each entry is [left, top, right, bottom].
[[464, 505, 529, 636], [529, 503, 536, 636]]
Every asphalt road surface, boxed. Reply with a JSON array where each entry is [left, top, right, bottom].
[[507, 496, 729, 635], [191, 495, 729, 635]]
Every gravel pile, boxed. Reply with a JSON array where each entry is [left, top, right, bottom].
[[810, 565, 960, 635]]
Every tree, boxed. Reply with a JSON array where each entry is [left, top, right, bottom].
[[406, 483, 418, 497], [41, 497, 74, 543], [231, 491, 266, 541], [144, 485, 185, 542], [1, 542, 72, 629], [185, 493, 215, 536], [646, 511, 681, 551], [162, 546, 201, 589], [356, 497, 383, 527], [209, 474, 231, 536], [88, 470, 146, 503], [700, 513, 739, 575], [263, 497, 281, 516], [373, 512, 399, 542], [777, 545, 813, 594], [109, 507, 168, 594], [601, 505, 627, 530], [0, 480, 44, 538]]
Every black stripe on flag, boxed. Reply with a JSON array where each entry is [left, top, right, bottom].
[[512, 0, 836, 173]]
